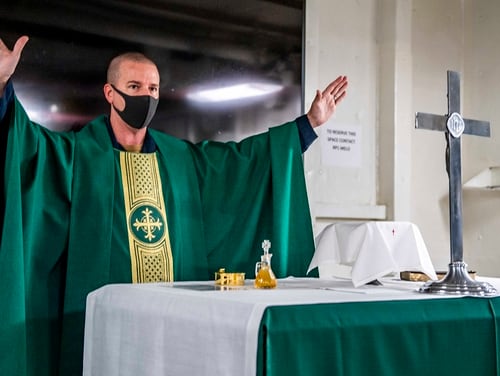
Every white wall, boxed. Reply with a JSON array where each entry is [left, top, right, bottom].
[[411, 0, 500, 274], [304, 0, 383, 233], [305, 0, 500, 276], [460, 1, 500, 276], [410, 0, 465, 271]]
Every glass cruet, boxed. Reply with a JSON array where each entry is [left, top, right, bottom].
[[254, 240, 277, 289]]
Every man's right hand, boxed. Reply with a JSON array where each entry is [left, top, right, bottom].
[[0, 35, 29, 94]]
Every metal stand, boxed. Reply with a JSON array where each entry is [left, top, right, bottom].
[[419, 261, 496, 296]]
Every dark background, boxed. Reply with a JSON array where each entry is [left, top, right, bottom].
[[0, 0, 304, 142]]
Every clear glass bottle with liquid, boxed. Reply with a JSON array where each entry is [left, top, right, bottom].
[[254, 240, 277, 289]]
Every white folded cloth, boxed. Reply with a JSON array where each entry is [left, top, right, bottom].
[[308, 221, 437, 287]]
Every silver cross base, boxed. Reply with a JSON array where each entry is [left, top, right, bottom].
[[419, 261, 497, 296]]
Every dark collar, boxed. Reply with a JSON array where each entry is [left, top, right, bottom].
[[105, 116, 157, 153]]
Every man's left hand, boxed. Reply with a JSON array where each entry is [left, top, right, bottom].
[[307, 75, 348, 128]]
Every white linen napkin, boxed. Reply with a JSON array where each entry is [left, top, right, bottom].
[[308, 221, 437, 287]]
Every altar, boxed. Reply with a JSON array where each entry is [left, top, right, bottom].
[[83, 277, 500, 376]]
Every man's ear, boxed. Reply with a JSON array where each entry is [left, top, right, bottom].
[[103, 83, 113, 104]]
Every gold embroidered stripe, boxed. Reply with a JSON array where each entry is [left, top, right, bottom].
[[120, 152, 173, 282]]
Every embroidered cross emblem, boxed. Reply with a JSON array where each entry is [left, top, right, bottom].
[[133, 207, 164, 242]]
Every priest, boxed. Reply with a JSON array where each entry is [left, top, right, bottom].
[[0, 35, 348, 375]]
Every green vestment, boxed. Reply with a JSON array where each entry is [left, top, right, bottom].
[[0, 97, 315, 375]]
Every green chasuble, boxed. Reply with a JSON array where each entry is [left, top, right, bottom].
[[0, 96, 315, 376]]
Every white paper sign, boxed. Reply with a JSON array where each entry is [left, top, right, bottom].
[[320, 123, 362, 167]]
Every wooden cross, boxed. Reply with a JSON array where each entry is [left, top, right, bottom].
[[415, 70, 496, 295]]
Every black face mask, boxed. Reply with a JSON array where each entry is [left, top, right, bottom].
[[111, 85, 159, 129]]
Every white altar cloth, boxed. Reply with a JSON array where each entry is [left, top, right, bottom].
[[82, 277, 491, 376], [308, 221, 437, 287]]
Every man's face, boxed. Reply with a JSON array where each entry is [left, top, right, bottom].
[[112, 60, 160, 111]]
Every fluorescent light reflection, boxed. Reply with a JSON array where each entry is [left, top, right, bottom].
[[187, 82, 283, 103]]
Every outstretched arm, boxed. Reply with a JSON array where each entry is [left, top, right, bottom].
[[0, 35, 29, 96], [306, 75, 348, 128]]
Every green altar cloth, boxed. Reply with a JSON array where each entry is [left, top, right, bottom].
[[258, 296, 500, 376]]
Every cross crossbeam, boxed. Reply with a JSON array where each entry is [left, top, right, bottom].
[[416, 112, 490, 137]]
